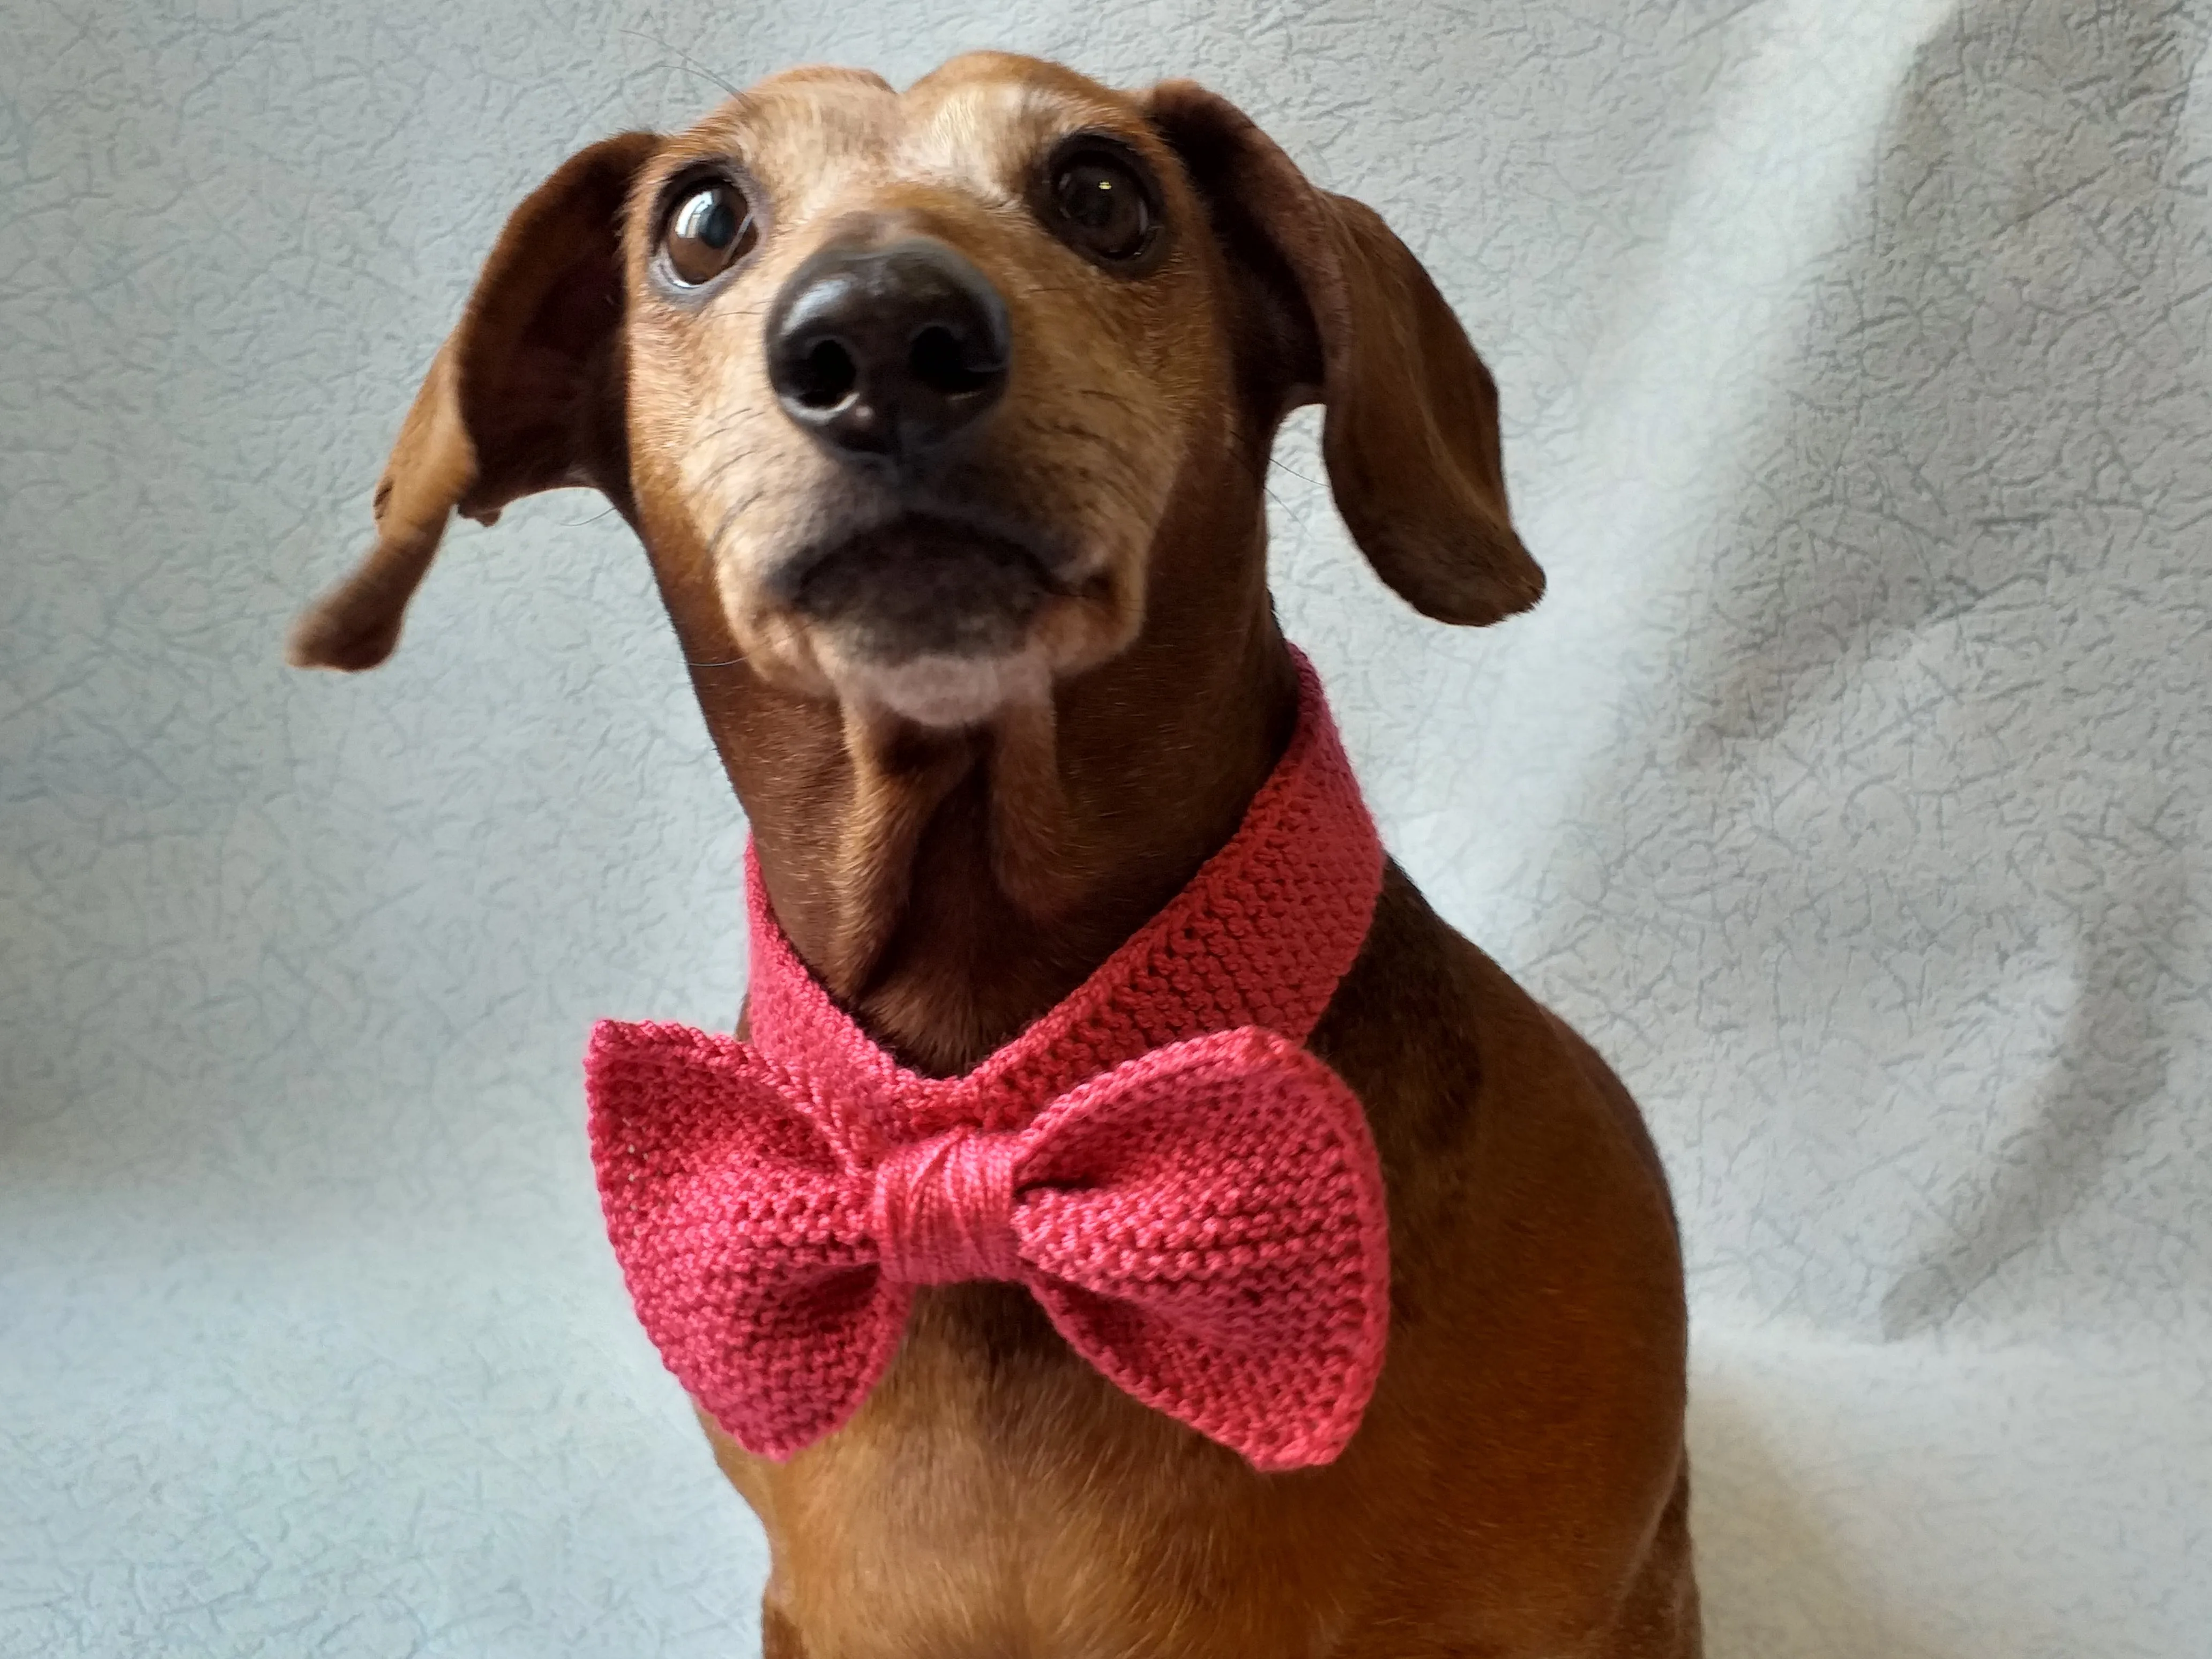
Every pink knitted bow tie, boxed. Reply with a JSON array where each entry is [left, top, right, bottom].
[[585, 654, 1389, 1472]]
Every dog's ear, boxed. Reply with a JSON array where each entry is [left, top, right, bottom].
[[1147, 83, 1542, 626], [287, 132, 660, 670]]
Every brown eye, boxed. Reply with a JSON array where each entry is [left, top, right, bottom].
[[1049, 146, 1159, 264], [662, 181, 756, 286]]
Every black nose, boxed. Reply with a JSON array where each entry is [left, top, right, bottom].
[[766, 237, 1011, 467]]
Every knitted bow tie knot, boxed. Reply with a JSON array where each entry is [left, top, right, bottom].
[[868, 1123, 1023, 1285], [586, 653, 1392, 1472]]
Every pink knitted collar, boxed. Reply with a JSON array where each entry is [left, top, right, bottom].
[[587, 652, 1392, 1469], [744, 653, 1384, 1133]]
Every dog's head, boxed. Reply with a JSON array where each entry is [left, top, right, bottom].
[[289, 53, 1540, 730]]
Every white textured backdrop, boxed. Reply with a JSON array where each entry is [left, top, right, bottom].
[[5, 2, 2209, 1655]]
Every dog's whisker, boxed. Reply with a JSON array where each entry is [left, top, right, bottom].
[[618, 27, 741, 98]]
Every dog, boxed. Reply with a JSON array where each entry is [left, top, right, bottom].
[[289, 53, 1698, 1659]]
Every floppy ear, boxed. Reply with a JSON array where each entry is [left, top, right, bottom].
[[1147, 83, 1542, 626], [287, 132, 661, 670]]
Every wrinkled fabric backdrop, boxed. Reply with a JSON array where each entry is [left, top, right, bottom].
[[5, 1, 2209, 1654]]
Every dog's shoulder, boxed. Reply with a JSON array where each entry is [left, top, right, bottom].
[[1319, 860, 1674, 1236]]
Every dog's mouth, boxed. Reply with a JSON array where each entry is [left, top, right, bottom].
[[782, 514, 1065, 664]]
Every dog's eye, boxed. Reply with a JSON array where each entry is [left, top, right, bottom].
[[1049, 147, 1158, 264], [662, 181, 756, 286]]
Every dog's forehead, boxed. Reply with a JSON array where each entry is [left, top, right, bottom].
[[681, 55, 1144, 207]]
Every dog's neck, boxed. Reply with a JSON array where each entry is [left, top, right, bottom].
[[698, 507, 1297, 1078]]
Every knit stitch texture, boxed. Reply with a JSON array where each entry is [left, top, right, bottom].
[[586, 653, 1390, 1471]]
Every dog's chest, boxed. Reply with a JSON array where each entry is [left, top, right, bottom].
[[739, 1286, 1350, 1659]]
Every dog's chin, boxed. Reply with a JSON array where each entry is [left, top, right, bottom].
[[821, 644, 1051, 729], [778, 514, 1068, 728]]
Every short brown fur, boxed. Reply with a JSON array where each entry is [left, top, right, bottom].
[[291, 53, 1697, 1659]]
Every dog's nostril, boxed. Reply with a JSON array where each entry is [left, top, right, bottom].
[[793, 339, 860, 409], [909, 325, 997, 397]]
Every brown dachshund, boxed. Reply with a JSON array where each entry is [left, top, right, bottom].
[[290, 52, 1698, 1659]]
